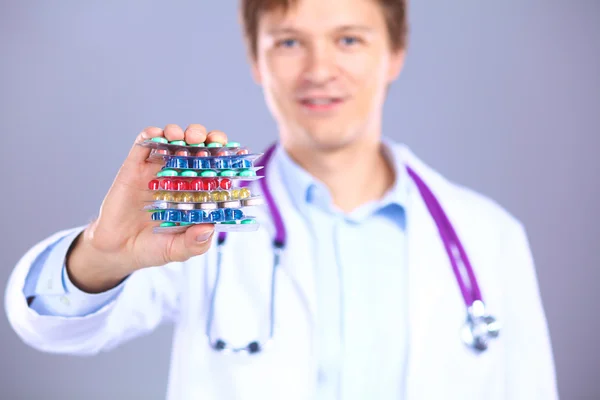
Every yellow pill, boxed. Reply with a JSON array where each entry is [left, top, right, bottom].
[[231, 189, 240, 199], [193, 191, 210, 203], [153, 192, 166, 201], [173, 192, 185, 202], [239, 188, 251, 199], [181, 192, 194, 203], [163, 192, 175, 202], [220, 190, 231, 201]]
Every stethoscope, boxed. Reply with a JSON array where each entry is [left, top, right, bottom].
[[206, 143, 500, 355]]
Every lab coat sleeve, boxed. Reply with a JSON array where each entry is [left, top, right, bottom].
[[4, 226, 184, 356], [504, 222, 559, 399], [23, 228, 124, 317]]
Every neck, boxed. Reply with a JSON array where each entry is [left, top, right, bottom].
[[283, 137, 395, 213]]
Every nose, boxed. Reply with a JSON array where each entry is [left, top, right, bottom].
[[303, 42, 336, 85]]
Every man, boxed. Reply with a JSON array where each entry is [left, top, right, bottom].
[[5, 0, 559, 398]]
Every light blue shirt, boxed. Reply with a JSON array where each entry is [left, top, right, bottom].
[[24, 140, 410, 399]]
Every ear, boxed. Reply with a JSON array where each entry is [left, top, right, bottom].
[[387, 49, 406, 83]]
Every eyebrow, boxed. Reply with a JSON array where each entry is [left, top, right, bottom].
[[267, 24, 374, 35]]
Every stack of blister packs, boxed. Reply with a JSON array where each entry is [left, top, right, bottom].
[[140, 138, 264, 233]]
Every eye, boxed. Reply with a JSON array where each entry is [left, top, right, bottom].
[[276, 38, 299, 48], [339, 36, 361, 46]]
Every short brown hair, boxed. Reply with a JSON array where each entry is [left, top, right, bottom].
[[240, 0, 408, 58]]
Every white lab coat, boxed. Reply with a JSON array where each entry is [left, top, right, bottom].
[[4, 143, 559, 399]]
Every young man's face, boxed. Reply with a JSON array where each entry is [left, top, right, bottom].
[[252, 0, 405, 152]]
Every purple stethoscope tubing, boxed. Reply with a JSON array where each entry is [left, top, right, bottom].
[[209, 143, 500, 354]]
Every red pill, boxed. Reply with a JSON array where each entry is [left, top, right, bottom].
[[175, 149, 190, 157], [220, 178, 232, 190], [237, 149, 249, 155], [216, 149, 230, 157], [175, 180, 190, 191], [160, 178, 174, 190], [190, 178, 204, 191], [204, 178, 217, 191], [195, 149, 210, 157], [148, 179, 160, 190]]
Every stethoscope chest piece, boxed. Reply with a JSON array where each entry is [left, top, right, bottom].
[[460, 300, 501, 352]]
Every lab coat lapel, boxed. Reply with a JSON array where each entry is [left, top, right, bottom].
[[401, 147, 467, 399]]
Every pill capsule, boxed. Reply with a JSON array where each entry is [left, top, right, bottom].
[[190, 178, 204, 191], [160, 222, 176, 227], [238, 169, 256, 177], [163, 192, 175, 202], [207, 142, 223, 148], [189, 143, 206, 147], [148, 180, 160, 190], [173, 192, 184, 202], [195, 149, 210, 157], [212, 157, 232, 169], [181, 192, 194, 202], [239, 188, 251, 199], [175, 149, 190, 157], [165, 210, 181, 222], [180, 170, 198, 177], [241, 218, 257, 224], [151, 211, 165, 221], [153, 191, 166, 201], [226, 141, 240, 148], [209, 209, 224, 222], [220, 191, 231, 201], [203, 178, 218, 191], [200, 170, 217, 177], [152, 148, 169, 156], [224, 208, 244, 221], [210, 191, 223, 202], [193, 158, 210, 169], [237, 148, 249, 155], [170, 140, 187, 146], [166, 157, 189, 169], [175, 180, 190, 191], [218, 169, 235, 177], [231, 189, 240, 199], [219, 178, 232, 190], [187, 210, 204, 223], [151, 137, 168, 144], [159, 179, 175, 191], [193, 191, 210, 203]]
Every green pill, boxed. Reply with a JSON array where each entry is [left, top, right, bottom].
[[200, 170, 217, 177], [238, 169, 256, 177], [189, 143, 206, 147], [219, 170, 236, 177], [160, 222, 176, 227], [169, 140, 187, 146], [225, 141, 240, 148], [241, 219, 257, 224], [180, 170, 198, 177], [157, 169, 178, 177], [151, 137, 168, 144], [207, 142, 223, 148]]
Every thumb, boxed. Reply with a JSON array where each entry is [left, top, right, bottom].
[[167, 224, 216, 262]]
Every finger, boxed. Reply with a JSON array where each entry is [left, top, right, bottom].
[[126, 126, 165, 165], [184, 124, 208, 144], [167, 224, 215, 263], [164, 124, 185, 142], [205, 130, 228, 145]]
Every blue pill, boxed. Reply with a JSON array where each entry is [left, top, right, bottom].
[[187, 210, 204, 223], [165, 210, 181, 222], [224, 208, 244, 221], [232, 158, 253, 168], [212, 158, 233, 169], [193, 158, 210, 169], [151, 211, 165, 221], [209, 209, 224, 222], [165, 157, 189, 169]]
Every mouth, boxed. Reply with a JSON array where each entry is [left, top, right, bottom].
[[297, 96, 346, 113]]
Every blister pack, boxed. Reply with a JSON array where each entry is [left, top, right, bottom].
[[140, 138, 264, 233]]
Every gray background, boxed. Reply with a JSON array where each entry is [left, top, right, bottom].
[[1, 1, 598, 399]]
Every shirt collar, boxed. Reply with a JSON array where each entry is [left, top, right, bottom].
[[274, 138, 409, 218]]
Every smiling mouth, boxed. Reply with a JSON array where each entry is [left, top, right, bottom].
[[298, 97, 346, 112]]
